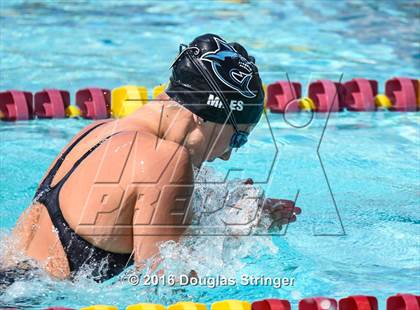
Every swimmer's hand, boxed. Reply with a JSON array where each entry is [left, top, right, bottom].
[[242, 178, 301, 229], [243, 178, 254, 185], [260, 198, 301, 229]]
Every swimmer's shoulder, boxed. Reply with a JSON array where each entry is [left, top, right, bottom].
[[53, 120, 110, 155], [74, 119, 113, 141], [95, 118, 193, 182], [125, 130, 193, 185], [38, 120, 112, 185]]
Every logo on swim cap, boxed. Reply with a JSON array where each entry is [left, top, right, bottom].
[[201, 37, 256, 98]]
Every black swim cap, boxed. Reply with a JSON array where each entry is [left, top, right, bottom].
[[166, 34, 264, 125]]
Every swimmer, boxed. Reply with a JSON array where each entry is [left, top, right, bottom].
[[1, 34, 300, 283]]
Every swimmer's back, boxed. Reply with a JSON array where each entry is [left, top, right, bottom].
[[45, 117, 191, 251], [11, 113, 193, 278]]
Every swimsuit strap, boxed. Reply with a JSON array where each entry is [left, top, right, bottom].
[[51, 131, 120, 190], [34, 122, 107, 198]]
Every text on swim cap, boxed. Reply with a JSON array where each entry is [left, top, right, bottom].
[[206, 94, 244, 111]]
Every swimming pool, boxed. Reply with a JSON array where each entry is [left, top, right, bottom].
[[1, 0, 419, 308]]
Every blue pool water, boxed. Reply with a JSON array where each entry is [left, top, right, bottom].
[[1, 0, 419, 308]]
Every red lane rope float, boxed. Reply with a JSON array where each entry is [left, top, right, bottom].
[[387, 294, 420, 310], [308, 80, 343, 113], [266, 81, 301, 113], [76, 87, 111, 119], [339, 295, 378, 310], [385, 77, 418, 112], [0, 90, 33, 121], [343, 79, 378, 112], [299, 297, 337, 310], [34, 89, 69, 118], [252, 298, 291, 310]]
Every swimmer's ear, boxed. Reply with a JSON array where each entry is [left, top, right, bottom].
[[229, 42, 256, 64]]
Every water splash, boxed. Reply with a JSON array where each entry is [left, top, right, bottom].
[[156, 166, 276, 279]]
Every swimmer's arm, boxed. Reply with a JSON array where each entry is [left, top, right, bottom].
[[132, 148, 194, 269]]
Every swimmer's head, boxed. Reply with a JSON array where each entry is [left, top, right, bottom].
[[167, 33, 264, 125], [166, 34, 264, 164]]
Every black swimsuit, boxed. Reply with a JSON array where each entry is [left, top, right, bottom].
[[33, 122, 133, 281]]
